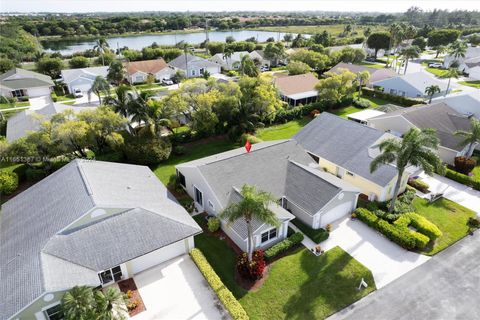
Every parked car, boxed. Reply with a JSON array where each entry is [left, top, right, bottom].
[[162, 78, 174, 85], [428, 62, 443, 68], [365, 57, 377, 62], [260, 65, 270, 72], [73, 88, 83, 98]]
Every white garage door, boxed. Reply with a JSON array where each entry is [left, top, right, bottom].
[[128, 240, 187, 275], [27, 87, 50, 97], [320, 201, 354, 226]]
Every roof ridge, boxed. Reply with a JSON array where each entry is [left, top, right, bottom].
[[288, 160, 342, 191]]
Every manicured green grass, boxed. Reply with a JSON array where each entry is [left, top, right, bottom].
[[291, 219, 329, 243], [331, 106, 364, 118], [0, 101, 30, 109], [255, 117, 311, 141], [62, 101, 76, 105], [458, 80, 480, 89], [54, 94, 75, 102], [356, 62, 385, 69], [425, 67, 448, 77], [362, 95, 390, 107], [469, 156, 480, 183], [413, 197, 477, 255], [251, 24, 385, 36], [239, 247, 375, 319]]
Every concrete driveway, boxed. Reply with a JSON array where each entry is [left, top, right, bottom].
[[328, 229, 480, 320], [132, 255, 229, 320], [417, 172, 480, 216], [322, 217, 430, 289], [29, 95, 52, 110]]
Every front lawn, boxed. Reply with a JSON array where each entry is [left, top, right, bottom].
[[471, 156, 480, 183], [255, 117, 311, 141], [0, 101, 30, 109], [331, 105, 364, 118], [291, 219, 329, 243], [458, 80, 480, 89], [413, 197, 477, 255], [425, 67, 448, 77]]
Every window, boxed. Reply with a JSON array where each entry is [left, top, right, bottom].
[[307, 152, 319, 163], [135, 75, 144, 83], [191, 69, 196, 76], [261, 228, 277, 244], [389, 89, 397, 95], [200, 68, 205, 74], [45, 304, 63, 320], [98, 265, 122, 285], [177, 171, 186, 188], [12, 89, 26, 97], [194, 186, 203, 206]]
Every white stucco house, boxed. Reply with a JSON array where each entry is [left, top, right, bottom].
[[294, 113, 412, 202], [443, 46, 480, 73], [467, 65, 480, 80], [432, 91, 480, 119], [176, 140, 360, 252], [0, 159, 202, 320], [372, 72, 449, 99], [209, 51, 270, 70], [169, 54, 221, 78], [124, 59, 175, 84], [0, 68, 54, 98], [60, 66, 109, 94]]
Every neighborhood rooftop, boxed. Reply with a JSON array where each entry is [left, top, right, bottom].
[[125, 58, 170, 75], [0, 160, 201, 320], [0, 68, 54, 90], [273, 73, 320, 99], [169, 53, 220, 70], [329, 62, 397, 82]]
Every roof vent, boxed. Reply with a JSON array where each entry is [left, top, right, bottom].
[[126, 186, 132, 190]]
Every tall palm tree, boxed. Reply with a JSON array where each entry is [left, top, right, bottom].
[[94, 287, 128, 320], [363, 27, 371, 48], [93, 38, 110, 66], [61, 286, 95, 320], [386, 23, 400, 68], [90, 76, 110, 105], [400, 45, 420, 74], [219, 184, 279, 262], [442, 68, 460, 96], [370, 128, 443, 213], [223, 48, 234, 69], [455, 118, 480, 158], [425, 85, 441, 103], [448, 40, 467, 67], [356, 70, 370, 97], [434, 45, 447, 58]]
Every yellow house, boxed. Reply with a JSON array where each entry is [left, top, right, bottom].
[[294, 112, 411, 202]]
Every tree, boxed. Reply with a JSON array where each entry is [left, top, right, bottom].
[[93, 37, 110, 66], [36, 56, 65, 78], [425, 85, 441, 103], [0, 58, 15, 73], [225, 36, 235, 44], [427, 29, 461, 49], [433, 45, 447, 58], [107, 60, 125, 86], [263, 42, 286, 67], [222, 48, 233, 69], [283, 33, 293, 46], [370, 128, 443, 213], [90, 76, 110, 105], [442, 68, 459, 96], [286, 60, 311, 75], [93, 287, 128, 320], [289, 49, 330, 71], [51, 115, 90, 157], [367, 32, 391, 58], [315, 69, 357, 107], [412, 37, 427, 51], [448, 40, 467, 66], [69, 56, 90, 69], [332, 47, 366, 64], [239, 55, 259, 77], [356, 70, 370, 97], [219, 184, 279, 262], [399, 45, 420, 74], [454, 118, 480, 158], [207, 41, 225, 55]]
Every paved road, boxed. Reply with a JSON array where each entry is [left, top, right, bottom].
[[328, 231, 480, 320]]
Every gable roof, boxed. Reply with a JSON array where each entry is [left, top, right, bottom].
[[61, 66, 109, 84], [293, 112, 399, 187], [274, 73, 319, 97], [6, 102, 96, 142], [125, 59, 170, 76], [0, 160, 201, 320], [329, 62, 397, 83], [433, 91, 480, 118], [0, 68, 54, 90], [169, 54, 219, 70], [372, 72, 448, 94], [369, 102, 472, 151]]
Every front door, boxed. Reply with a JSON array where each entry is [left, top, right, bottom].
[[194, 186, 203, 208]]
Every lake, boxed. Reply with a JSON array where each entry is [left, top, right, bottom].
[[41, 30, 292, 55]]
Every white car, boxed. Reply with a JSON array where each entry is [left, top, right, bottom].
[[260, 66, 270, 72], [162, 78, 174, 85], [73, 88, 83, 98], [428, 62, 443, 68]]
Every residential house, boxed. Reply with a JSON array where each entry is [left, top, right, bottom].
[[60, 66, 109, 94], [274, 73, 320, 106], [432, 91, 480, 119], [467, 65, 480, 80], [209, 51, 270, 70], [443, 46, 480, 73], [169, 54, 221, 78], [294, 112, 411, 202], [367, 102, 473, 164], [124, 59, 175, 84], [328, 62, 397, 85], [0, 159, 201, 320], [253, 50, 273, 67], [0, 68, 54, 98], [347, 109, 386, 125], [176, 140, 359, 251], [6, 102, 96, 142], [371, 72, 448, 99]]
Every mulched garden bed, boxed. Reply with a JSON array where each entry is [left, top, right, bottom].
[[117, 278, 146, 317]]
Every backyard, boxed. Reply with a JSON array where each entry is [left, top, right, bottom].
[[331, 95, 392, 118]]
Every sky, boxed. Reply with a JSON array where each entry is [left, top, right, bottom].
[[1, 0, 479, 13]]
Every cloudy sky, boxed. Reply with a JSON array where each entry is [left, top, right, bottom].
[[1, 0, 479, 13]]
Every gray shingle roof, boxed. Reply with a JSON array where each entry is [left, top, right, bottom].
[[0, 159, 201, 320], [0, 68, 54, 90], [372, 72, 447, 93], [61, 66, 109, 84], [293, 112, 399, 186], [329, 62, 397, 83], [169, 54, 220, 70]]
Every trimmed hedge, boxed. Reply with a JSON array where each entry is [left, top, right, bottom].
[[264, 232, 304, 261], [0, 171, 19, 195], [362, 87, 425, 107], [408, 179, 430, 193], [395, 213, 443, 240], [189, 248, 249, 320], [445, 168, 480, 191]]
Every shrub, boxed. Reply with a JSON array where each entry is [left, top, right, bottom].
[[25, 167, 45, 182], [239, 133, 263, 145], [123, 133, 172, 165], [408, 179, 429, 193], [445, 168, 480, 191], [190, 249, 249, 320], [0, 171, 19, 195], [352, 98, 371, 109], [468, 217, 480, 228], [207, 217, 220, 232], [173, 146, 187, 156], [362, 87, 425, 107], [51, 92, 58, 102], [237, 250, 266, 280], [454, 156, 477, 175], [407, 213, 442, 240], [264, 232, 304, 261]]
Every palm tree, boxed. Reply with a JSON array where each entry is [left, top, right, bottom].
[[239, 55, 259, 77], [90, 76, 110, 105], [283, 33, 293, 47], [93, 38, 110, 66], [61, 286, 95, 320], [455, 118, 480, 158], [448, 40, 467, 67], [434, 45, 447, 58], [386, 23, 400, 68], [363, 27, 371, 48], [370, 128, 443, 213], [356, 71, 370, 97], [219, 184, 279, 262], [400, 45, 420, 74], [94, 287, 128, 320], [223, 48, 233, 69], [442, 68, 460, 96], [425, 85, 441, 103]]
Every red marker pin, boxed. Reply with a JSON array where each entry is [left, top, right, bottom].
[[245, 140, 252, 153]]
